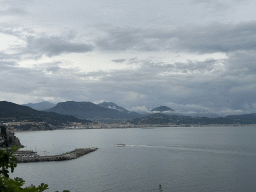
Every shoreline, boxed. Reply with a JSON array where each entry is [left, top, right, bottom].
[[13, 124, 256, 132]]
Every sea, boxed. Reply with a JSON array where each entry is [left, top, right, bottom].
[[11, 126, 256, 192]]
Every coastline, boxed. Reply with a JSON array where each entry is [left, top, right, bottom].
[[13, 123, 256, 132]]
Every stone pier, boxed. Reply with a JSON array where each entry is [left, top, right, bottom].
[[15, 148, 97, 163]]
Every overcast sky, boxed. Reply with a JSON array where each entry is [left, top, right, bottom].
[[1, 0, 256, 116]]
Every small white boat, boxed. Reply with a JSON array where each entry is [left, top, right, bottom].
[[115, 143, 125, 147]]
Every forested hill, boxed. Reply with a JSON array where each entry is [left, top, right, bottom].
[[45, 101, 143, 122], [0, 101, 90, 130], [23, 101, 56, 111], [1, 101, 256, 128], [98, 102, 130, 113], [128, 113, 256, 125], [225, 113, 256, 124], [151, 106, 174, 112]]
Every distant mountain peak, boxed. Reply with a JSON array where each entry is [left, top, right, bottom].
[[151, 106, 174, 112], [0, 101, 89, 131], [23, 101, 56, 111], [98, 102, 129, 113], [45, 101, 143, 122]]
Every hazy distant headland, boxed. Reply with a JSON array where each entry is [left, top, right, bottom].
[[1, 101, 256, 131]]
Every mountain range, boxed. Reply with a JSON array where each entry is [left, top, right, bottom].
[[225, 113, 256, 124], [23, 101, 56, 111], [22, 101, 218, 118], [128, 113, 238, 125], [151, 106, 174, 112], [0, 101, 90, 130], [3, 100, 256, 126], [24, 101, 256, 124], [98, 102, 130, 113], [45, 101, 143, 122]]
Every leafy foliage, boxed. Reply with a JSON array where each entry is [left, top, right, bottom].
[[0, 146, 18, 178], [159, 184, 163, 192], [0, 146, 69, 192], [0, 146, 49, 191]]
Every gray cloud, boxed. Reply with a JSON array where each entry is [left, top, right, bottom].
[[0, 8, 27, 16], [95, 26, 145, 51], [35, 62, 62, 73], [112, 59, 126, 63], [1, 52, 256, 115], [191, 0, 249, 12], [1, 27, 256, 116], [0, 61, 17, 68], [0, 52, 20, 69], [0, 27, 93, 59], [72, 54, 256, 115], [0, 0, 30, 17], [95, 21, 256, 54], [176, 22, 256, 53], [25, 35, 93, 58], [1, 0, 256, 116], [0, 63, 91, 103], [225, 50, 256, 76]]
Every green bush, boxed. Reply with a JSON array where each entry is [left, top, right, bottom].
[[0, 146, 69, 192]]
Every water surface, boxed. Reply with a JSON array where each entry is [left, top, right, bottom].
[[12, 126, 256, 192]]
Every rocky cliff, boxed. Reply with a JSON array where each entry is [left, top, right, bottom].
[[0, 126, 23, 148]]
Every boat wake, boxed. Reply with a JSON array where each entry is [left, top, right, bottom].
[[125, 144, 256, 157]]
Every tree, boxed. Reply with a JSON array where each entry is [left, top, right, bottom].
[[0, 124, 70, 192], [0, 146, 48, 192], [0, 146, 70, 192], [0, 146, 49, 192]]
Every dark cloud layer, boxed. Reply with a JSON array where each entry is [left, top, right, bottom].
[[74, 52, 256, 115], [1, 51, 256, 115], [112, 59, 126, 63], [0, 8, 27, 15], [95, 21, 256, 54], [1, 0, 256, 116], [191, 0, 249, 12], [25, 35, 93, 58]]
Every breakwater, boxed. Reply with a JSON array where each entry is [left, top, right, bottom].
[[15, 148, 97, 163]]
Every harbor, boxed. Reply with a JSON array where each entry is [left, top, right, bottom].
[[15, 148, 97, 163]]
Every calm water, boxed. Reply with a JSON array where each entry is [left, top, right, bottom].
[[11, 126, 256, 192]]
